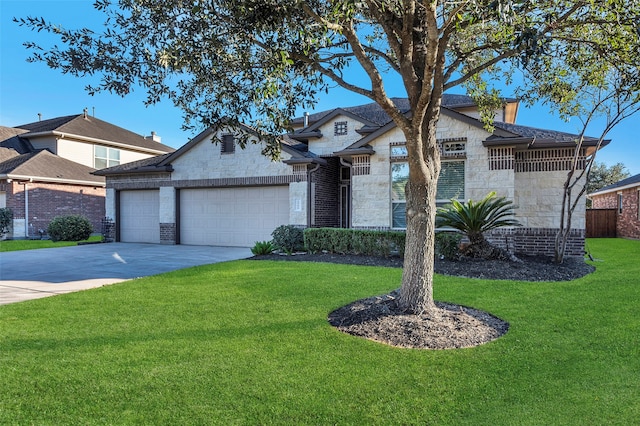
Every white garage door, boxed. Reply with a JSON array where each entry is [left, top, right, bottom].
[[180, 186, 289, 247], [119, 190, 160, 243]]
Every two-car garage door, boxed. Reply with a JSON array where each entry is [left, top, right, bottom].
[[179, 187, 289, 247], [118, 186, 289, 247]]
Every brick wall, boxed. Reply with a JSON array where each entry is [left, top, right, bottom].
[[6, 181, 105, 237], [618, 188, 640, 239], [591, 193, 618, 209], [160, 223, 176, 244], [592, 188, 640, 239], [312, 157, 340, 227], [488, 227, 585, 257]]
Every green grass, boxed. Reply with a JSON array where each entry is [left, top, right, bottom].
[[0, 238, 639, 424], [0, 235, 102, 252]]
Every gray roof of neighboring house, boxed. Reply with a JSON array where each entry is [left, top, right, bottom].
[[0, 149, 105, 185], [590, 173, 640, 196], [0, 126, 33, 154], [92, 152, 174, 176], [14, 114, 175, 153]]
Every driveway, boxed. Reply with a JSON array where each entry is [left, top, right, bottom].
[[0, 243, 252, 305]]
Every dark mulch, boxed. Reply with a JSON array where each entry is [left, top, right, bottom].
[[250, 252, 595, 349]]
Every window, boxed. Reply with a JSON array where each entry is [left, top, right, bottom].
[[618, 193, 623, 214], [221, 134, 235, 154], [334, 121, 348, 136], [94, 146, 120, 169], [390, 160, 465, 228]]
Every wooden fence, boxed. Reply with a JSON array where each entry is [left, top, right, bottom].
[[586, 209, 617, 238]]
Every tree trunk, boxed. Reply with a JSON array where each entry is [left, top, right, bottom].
[[398, 119, 440, 315]]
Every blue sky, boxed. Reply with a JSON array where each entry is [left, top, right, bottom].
[[2, 0, 638, 175]]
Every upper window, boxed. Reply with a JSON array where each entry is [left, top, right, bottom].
[[94, 146, 120, 169], [334, 121, 348, 136], [221, 134, 235, 154], [390, 160, 465, 228]]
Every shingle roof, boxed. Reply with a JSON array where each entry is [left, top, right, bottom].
[[92, 152, 173, 176], [591, 173, 640, 195], [0, 149, 105, 185], [290, 94, 516, 128], [0, 126, 33, 154], [491, 121, 599, 144], [15, 114, 175, 154]]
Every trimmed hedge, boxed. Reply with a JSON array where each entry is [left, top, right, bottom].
[[47, 215, 93, 242], [304, 228, 405, 257]]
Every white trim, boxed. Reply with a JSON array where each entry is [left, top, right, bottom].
[[589, 182, 640, 197], [0, 174, 105, 187], [26, 131, 169, 155]]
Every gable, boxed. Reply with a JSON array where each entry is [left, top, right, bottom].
[[169, 129, 293, 181]]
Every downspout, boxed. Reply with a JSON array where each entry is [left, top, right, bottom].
[[340, 158, 352, 228], [306, 163, 321, 228], [23, 182, 28, 238]]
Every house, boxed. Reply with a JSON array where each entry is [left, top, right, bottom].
[[0, 111, 174, 238], [95, 95, 605, 256], [589, 173, 640, 239]]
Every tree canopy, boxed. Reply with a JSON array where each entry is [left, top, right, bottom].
[[16, 0, 640, 313]]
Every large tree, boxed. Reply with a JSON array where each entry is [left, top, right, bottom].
[[17, 0, 640, 314]]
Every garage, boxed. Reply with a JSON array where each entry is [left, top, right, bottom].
[[119, 190, 160, 243], [179, 186, 289, 247]]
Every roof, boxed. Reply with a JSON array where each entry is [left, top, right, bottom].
[[0, 149, 105, 186], [589, 173, 640, 197], [92, 152, 174, 176], [486, 121, 607, 148], [0, 126, 33, 154], [14, 114, 175, 154]]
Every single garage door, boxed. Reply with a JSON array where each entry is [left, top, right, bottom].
[[180, 186, 289, 247], [119, 190, 160, 243]]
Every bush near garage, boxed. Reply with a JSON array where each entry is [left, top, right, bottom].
[[47, 215, 93, 242], [271, 225, 305, 254], [0, 207, 12, 237]]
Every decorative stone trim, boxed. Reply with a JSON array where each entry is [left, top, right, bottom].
[[109, 174, 301, 190], [515, 148, 586, 173], [292, 164, 308, 178], [172, 175, 301, 188], [352, 155, 371, 176], [488, 147, 515, 170]]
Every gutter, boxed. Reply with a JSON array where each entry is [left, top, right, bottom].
[[24, 130, 171, 155], [0, 174, 106, 187]]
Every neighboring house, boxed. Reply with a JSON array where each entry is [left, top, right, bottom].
[[0, 111, 174, 238], [589, 173, 640, 239], [95, 95, 605, 256]]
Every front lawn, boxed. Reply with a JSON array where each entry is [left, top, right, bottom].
[[0, 239, 638, 424], [0, 235, 102, 252]]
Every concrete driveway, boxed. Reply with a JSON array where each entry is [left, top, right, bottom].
[[0, 243, 252, 305]]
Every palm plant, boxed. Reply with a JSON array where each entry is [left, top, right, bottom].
[[436, 192, 521, 259]]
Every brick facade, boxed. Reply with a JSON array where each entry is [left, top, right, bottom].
[[488, 227, 585, 257], [592, 188, 640, 239], [312, 157, 340, 227], [160, 223, 176, 244], [4, 181, 105, 238]]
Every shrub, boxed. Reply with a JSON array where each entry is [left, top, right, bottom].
[[435, 232, 462, 261], [47, 215, 93, 242], [0, 207, 13, 237], [304, 228, 405, 257], [271, 225, 305, 254], [251, 241, 275, 255]]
